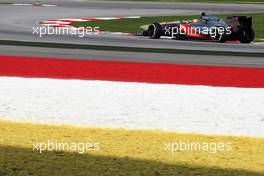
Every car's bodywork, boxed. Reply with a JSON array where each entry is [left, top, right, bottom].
[[142, 13, 255, 43]]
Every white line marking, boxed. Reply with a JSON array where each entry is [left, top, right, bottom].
[[1, 77, 264, 137]]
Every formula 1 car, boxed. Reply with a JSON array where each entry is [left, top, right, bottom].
[[143, 13, 255, 43]]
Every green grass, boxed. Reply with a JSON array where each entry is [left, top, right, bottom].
[[108, 0, 264, 4], [72, 13, 264, 41]]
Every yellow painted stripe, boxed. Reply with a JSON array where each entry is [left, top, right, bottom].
[[0, 120, 263, 176]]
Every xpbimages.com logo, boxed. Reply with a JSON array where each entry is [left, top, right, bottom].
[[163, 25, 232, 38], [32, 26, 100, 37], [33, 140, 100, 154], [164, 140, 232, 154]]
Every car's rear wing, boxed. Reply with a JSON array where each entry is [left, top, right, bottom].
[[226, 16, 253, 30], [238, 16, 252, 30]]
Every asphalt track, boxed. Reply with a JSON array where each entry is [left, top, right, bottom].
[[0, 0, 264, 66]]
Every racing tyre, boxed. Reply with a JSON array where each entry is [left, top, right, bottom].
[[238, 28, 255, 44], [148, 23, 162, 39]]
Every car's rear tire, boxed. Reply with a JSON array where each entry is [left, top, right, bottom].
[[238, 28, 255, 43], [148, 23, 162, 39]]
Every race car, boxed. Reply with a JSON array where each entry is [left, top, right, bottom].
[[143, 13, 255, 43]]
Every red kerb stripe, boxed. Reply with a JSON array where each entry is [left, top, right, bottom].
[[0, 55, 264, 88]]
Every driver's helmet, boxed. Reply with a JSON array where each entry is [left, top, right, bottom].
[[200, 12, 210, 23], [200, 12, 206, 17]]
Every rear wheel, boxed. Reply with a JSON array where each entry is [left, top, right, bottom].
[[238, 28, 255, 43], [148, 23, 162, 39]]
